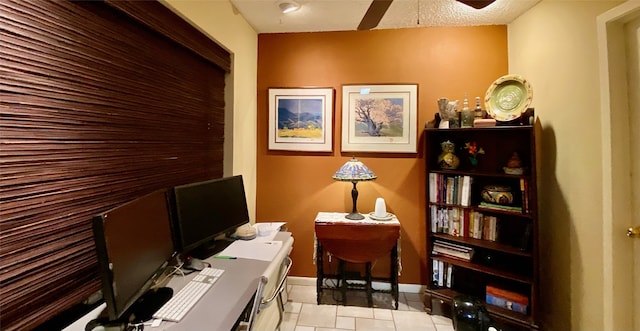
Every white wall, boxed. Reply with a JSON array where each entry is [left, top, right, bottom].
[[160, 0, 259, 221], [508, 1, 622, 330]]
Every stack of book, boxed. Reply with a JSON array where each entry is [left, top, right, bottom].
[[479, 201, 522, 213], [485, 285, 529, 314], [432, 240, 474, 261], [432, 260, 454, 288]]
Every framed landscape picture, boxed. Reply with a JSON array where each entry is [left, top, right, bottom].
[[341, 84, 418, 153], [268, 87, 334, 152]]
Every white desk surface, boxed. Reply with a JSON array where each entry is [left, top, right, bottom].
[[65, 231, 293, 331]]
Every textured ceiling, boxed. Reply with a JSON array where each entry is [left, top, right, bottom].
[[230, 0, 540, 34]]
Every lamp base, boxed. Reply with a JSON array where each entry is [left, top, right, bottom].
[[345, 212, 364, 220]]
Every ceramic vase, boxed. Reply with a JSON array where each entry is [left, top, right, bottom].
[[438, 141, 460, 170]]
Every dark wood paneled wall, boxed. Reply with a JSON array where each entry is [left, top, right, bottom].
[[0, 1, 229, 329]]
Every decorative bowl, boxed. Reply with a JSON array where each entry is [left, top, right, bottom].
[[484, 75, 533, 122], [481, 185, 514, 205], [503, 167, 525, 175]]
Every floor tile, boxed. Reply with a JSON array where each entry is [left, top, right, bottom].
[[285, 301, 302, 313], [336, 316, 355, 329], [287, 284, 454, 331], [392, 310, 437, 331], [373, 308, 393, 320], [435, 323, 455, 331], [337, 305, 374, 318], [355, 317, 396, 331], [296, 303, 337, 328], [431, 314, 454, 325], [405, 300, 426, 312], [280, 312, 298, 331], [288, 285, 319, 304], [403, 292, 423, 302]]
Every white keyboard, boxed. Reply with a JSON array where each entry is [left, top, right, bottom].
[[153, 267, 224, 322]]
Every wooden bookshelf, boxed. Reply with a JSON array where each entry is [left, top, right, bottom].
[[424, 125, 539, 331]]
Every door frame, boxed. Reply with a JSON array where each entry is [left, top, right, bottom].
[[598, 1, 640, 330]]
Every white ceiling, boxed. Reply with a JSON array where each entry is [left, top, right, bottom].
[[229, 0, 540, 34]]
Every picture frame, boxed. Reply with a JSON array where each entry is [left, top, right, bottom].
[[268, 87, 334, 152], [341, 84, 418, 153]]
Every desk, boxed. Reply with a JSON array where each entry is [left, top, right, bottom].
[[65, 232, 293, 331], [314, 212, 400, 309]]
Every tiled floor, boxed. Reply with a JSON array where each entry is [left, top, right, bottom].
[[281, 284, 454, 331]]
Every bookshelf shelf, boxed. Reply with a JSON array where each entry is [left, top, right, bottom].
[[424, 125, 539, 331], [429, 288, 537, 328], [432, 233, 532, 257], [432, 255, 533, 284]]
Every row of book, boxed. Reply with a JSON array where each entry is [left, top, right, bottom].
[[432, 260, 454, 288], [429, 173, 531, 215], [485, 285, 529, 314], [429, 206, 499, 241], [428, 173, 472, 207], [432, 239, 474, 261]]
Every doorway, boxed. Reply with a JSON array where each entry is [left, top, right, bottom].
[[598, 1, 640, 330]]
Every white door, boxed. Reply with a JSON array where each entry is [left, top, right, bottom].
[[598, 2, 640, 330], [628, 11, 640, 331]]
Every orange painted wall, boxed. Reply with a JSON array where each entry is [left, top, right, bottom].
[[256, 26, 508, 285]]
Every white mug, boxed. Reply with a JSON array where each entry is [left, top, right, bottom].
[[374, 197, 386, 217]]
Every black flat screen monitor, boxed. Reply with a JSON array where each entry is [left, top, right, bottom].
[[170, 175, 250, 258], [92, 189, 175, 322]]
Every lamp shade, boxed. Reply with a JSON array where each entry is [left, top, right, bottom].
[[332, 157, 377, 182], [333, 157, 376, 220]]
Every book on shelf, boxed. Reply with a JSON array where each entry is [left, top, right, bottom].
[[433, 240, 474, 261], [520, 178, 529, 213], [460, 175, 472, 207], [481, 215, 498, 241], [429, 173, 472, 206], [429, 173, 438, 203], [486, 285, 529, 305], [485, 293, 528, 314], [479, 201, 523, 213], [469, 211, 482, 239], [431, 206, 468, 237], [432, 259, 454, 288]]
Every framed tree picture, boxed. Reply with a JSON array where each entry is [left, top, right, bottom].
[[268, 87, 334, 152], [341, 84, 418, 153]]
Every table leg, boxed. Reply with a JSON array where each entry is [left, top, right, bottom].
[[338, 259, 347, 305], [316, 242, 323, 305], [391, 243, 399, 310], [365, 262, 373, 307]]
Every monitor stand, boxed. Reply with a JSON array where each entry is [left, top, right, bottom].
[[127, 287, 173, 323], [184, 257, 206, 271], [189, 238, 235, 261]]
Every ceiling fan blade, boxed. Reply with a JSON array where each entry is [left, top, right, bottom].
[[457, 0, 495, 9], [358, 0, 393, 30]]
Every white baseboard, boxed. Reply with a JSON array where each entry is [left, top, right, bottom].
[[287, 276, 425, 294]]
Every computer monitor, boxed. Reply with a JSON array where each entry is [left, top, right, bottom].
[[92, 189, 175, 322], [170, 175, 250, 260]]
